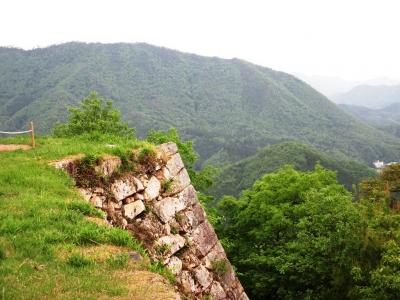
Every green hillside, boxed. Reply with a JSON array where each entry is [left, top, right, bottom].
[[1, 43, 399, 165], [209, 142, 377, 198]]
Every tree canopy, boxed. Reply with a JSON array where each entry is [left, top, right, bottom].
[[53, 92, 135, 138], [212, 165, 400, 299]]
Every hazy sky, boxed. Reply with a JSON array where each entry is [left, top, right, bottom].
[[1, 0, 400, 81]]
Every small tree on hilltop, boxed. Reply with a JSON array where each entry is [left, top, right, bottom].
[[54, 92, 135, 138]]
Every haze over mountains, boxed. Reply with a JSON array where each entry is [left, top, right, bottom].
[[1, 42, 399, 168], [333, 84, 400, 109], [296, 73, 400, 100]]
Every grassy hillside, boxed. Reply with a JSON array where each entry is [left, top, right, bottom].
[[0, 137, 178, 299], [0, 43, 399, 166], [209, 142, 377, 198]]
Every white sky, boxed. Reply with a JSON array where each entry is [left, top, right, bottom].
[[1, 0, 400, 81]]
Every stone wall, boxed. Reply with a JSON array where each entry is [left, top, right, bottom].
[[54, 142, 248, 300]]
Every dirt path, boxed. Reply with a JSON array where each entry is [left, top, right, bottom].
[[0, 144, 31, 152]]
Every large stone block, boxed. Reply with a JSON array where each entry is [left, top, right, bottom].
[[132, 177, 145, 192], [204, 241, 227, 270], [181, 270, 196, 294], [153, 197, 186, 223], [52, 154, 84, 175], [194, 264, 213, 290], [166, 256, 183, 275], [191, 222, 218, 257], [179, 246, 202, 270], [176, 209, 196, 232], [192, 202, 206, 224], [156, 142, 178, 156], [123, 200, 145, 220], [90, 195, 105, 208], [94, 156, 121, 176], [144, 176, 161, 200], [128, 213, 166, 243], [170, 168, 191, 194], [166, 153, 185, 177], [210, 281, 227, 300], [111, 177, 136, 201], [155, 234, 186, 257], [178, 185, 198, 206], [78, 188, 92, 202]]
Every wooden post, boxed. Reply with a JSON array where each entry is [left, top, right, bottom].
[[30, 122, 35, 148]]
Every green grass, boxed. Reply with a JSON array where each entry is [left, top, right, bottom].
[[0, 136, 174, 299], [0, 134, 152, 160]]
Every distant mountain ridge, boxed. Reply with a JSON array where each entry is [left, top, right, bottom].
[[0, 42, 399, 166], [333, 84, 400, 109], [296, 73, 400, 99]]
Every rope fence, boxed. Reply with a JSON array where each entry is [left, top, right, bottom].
[[0, 122, 35, 148]]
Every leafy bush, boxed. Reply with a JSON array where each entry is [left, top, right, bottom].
[[54, 92, 135, 138]]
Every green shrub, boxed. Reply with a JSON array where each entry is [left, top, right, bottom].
[[53, 92, 135, 138]]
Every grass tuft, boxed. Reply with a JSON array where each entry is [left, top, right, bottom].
[[211, 259, 229, 276], [67, 253, 93, 268], [147, 261, 176, 284], [68, 201, 104, 218], [107, 253, 130, 268], [0, 248, 6, 260]]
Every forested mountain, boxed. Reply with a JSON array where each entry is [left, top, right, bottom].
[[340, 103, 400, 126], [1, 42, 399, 166], [333, 84, 400, 109], [339, 103, 400, 139], [209, 142, 376, 198]]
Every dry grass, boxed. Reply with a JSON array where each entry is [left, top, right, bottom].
[[114, 270, 180, 300], [0, 144, 31, 152]]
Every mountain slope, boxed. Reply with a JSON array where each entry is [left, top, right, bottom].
[[339, 103, 400, 126], [340, 103, 400, 139], [0, 42, 399, 165], [209, 142, 377, 198]]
